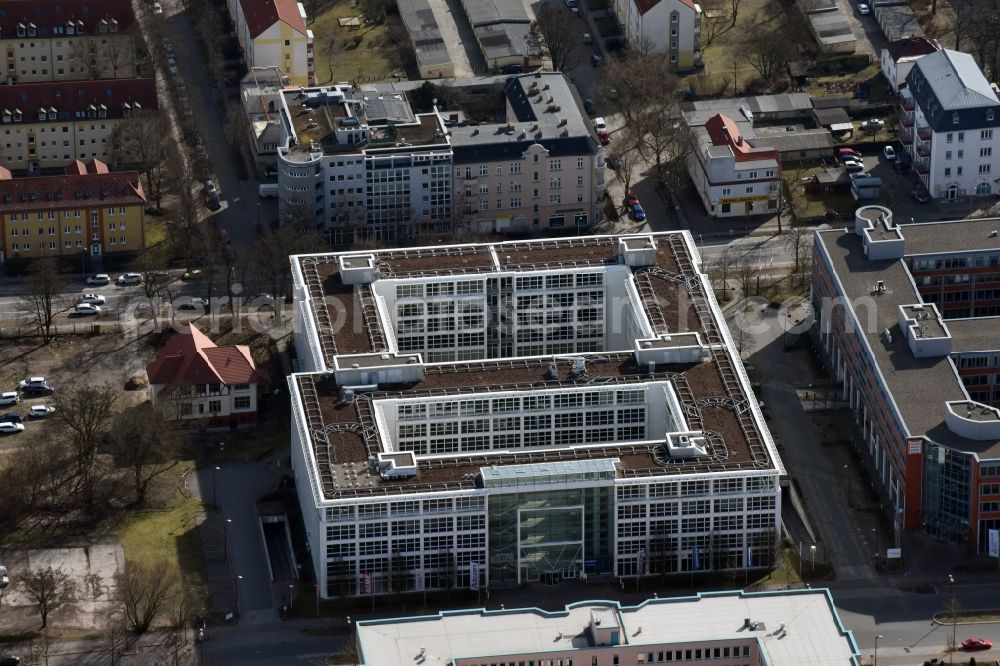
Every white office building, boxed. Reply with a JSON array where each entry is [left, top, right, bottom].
[[288, 233, 784, 598]]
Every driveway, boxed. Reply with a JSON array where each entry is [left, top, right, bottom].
[[188, 461, 283, 624], [426, 0, 484, 76], [831, 0, 885, 58], [164, 0, 266, 249]]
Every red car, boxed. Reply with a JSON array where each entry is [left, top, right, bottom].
[[962, 637, 992, 651], [597, 129, 609, 145], [626, 192, 640, 206]]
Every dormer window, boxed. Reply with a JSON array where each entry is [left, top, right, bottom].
[[87, 104, 96, 119], [27, 23, 36, 37], [2, 110, 10, 123], [989, 110, 995, 122], [38, 108, 46, 121], [76, 19, 84, 34], [953, 112, 960, 125], [47, 107, 56, 120], [98, 19, 107, 34], [66, 21, 74, 35], [16, 23, 25, 37], [13, 109, 22, 122], [98, 104, 106, 118], [110, 18, 118, 32]]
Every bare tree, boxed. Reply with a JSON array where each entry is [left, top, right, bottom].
[[732, 249, 757, 298], [774, 179, 795, 235], [17, 257, 66, 343], [69, 37, 103, 79], [115, 560, 179, 634], [729, 315, 757, 358], [253, 220, 325, 300], [19, 567, 76, 629], [699, 0, 744, 47], [106, 403, 183, 506], [527, 5, 583, 72], [110, 111, 167, 199], [322, 36, 342, 84], [609, 130, 644, 201], [739, 27, 792, 82], [54, 384, 118, 507], [783, 226, 811, 288], [598, 53, 675, 128]]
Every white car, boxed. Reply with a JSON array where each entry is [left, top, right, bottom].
[[0, 565, 8, 588], [176, 297, 210, 311], [152, 1, 163, 14], [86, 273, 111, 285], [858, 2, 871, 14], [80, 294, 106, 305], [73, 303, 102, 315], [0, 393, 19, 407], [116, 273, 142, 286], [0, 422, 24, 435], [28, 405, 55, 418], [18, 377, 46, 390], [883, 145, 896, 160], [594, 117, 607, 132]]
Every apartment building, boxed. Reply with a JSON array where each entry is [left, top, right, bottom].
[[0, 0, 136, 84], [0, 157, 144, 262], [614, 0, 701, 69], [684, 112, 782, 218], [270, 72, 603, 243], [227, 0, 314, 87], [288, 233, 783, 598], [813, 206, 1000, 550], [879, 36, 938, 93], [356, 591, 860, 666], [147, 324, 268, 427], [0, 77, 157, 171], [899, 49, 1000, 199]]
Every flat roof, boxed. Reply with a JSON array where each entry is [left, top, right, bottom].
[[356, 590, 860, 666], [816, 228, 1000, 457], [943, 317, 1000, 353], [292, 233, 782, 499], [901, 217, 1000, 255]]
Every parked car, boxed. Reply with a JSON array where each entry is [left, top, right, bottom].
[[590, 53, 602, 67], [117, 272, 142, 286], [565, 0, 579, 15], [21, 384, 53, 397], [182, 269, 203, 281], [844, 161, 865, 172], [18, 377, 46, 390], [911, 188, 931, 204], [584, 98, 594, 115], [79, 293, 106, 305], [86, 273, 111, 285], [597, 129, 609, 145], [582, 33, 593, 44], [883, 145, 896, 160], [857, 2, 871, 14], [204, 180, 221, 211], [152, 1, 163, 14], [962, 637, 992, 651], [837, 147, 862, 159], [0, 655, 20, 666], [0, 423, 25, 436], [28, 405, 55, 418], [594, 117, 607, 132], [629, 202, 646, 221], [626, 191, 641, 206], [73, 303, 102, 316], [0, 565, 9, 588], [0, 413, 21, 424], [176, 297, 210, 311], [0, 393, 18, 407]]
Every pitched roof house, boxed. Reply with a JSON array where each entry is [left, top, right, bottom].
[[146, 324, 268, 426]]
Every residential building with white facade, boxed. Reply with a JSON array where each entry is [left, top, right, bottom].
[[684, 112, 782, 218], [269, 72, 604, 244], [614, 0, 701, 69], [227, 0, 314, 87], [288, 233, 783, 598], [356, 591, 860, 666], [879, 36, 938, 94], [900, 49, 1000, 200]]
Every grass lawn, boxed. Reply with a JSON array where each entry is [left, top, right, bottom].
[[145, 217, 167, 248], [680, 0, 775, 95], [309, 0, 411, 85], [119, 469, 209, 611], [804, 63, 881, 97], [782, 162, 856, 219]]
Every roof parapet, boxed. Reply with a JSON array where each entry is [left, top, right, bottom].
[[896, 303, 951, 357], [945, 401, 1000, 440], [855, 205, 905, 260]]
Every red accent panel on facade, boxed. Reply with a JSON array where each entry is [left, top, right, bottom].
[[904, 437, 924, 530]]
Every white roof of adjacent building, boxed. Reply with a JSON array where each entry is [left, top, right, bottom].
[[916, 49, 999, 109], [356, 590, 860, 666]]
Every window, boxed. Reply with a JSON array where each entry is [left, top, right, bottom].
[[946, 151, 952, 160], [945, 167, 951, 176], [953, 112, 960, 125], [479, 165, 488, 176], [959, 132, 966, 142], [983, 129, 994, 140], [981, 164, 992, 174], [549, 159, 561, 171], [982, 147, 993, 157], [208, 400, 221, 414], [234, 396, 251, 410], [947, 133, 954, 143]]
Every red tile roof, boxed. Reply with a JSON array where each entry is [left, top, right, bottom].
[[146, 324, 263, 387], [704, 113, 780, 164], [240, 0, 307, 39], [0, 0, 135, 37], [634, 0, 695, 16], [0, 159, 145, 212], [886, 36, 939, 63], [0, 78, 157, 122]]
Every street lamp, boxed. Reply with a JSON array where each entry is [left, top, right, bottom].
[[874, 634, 883, 666], [843, 464, 852, 507], [223, 518, 232, 556], [289, 583, 296, 610], [872, 528, 880, 566], [234, 574, 243, 617], [213, 465, 221, 505], [948, 574, 957, 664], [810, 545, 816, 574]]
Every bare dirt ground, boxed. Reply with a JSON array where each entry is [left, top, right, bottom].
[[0, 333, 159, 456]]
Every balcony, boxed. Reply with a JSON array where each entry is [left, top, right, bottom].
[[916, 143, 930, 157], [917, 126, 932, 142], [900, 110, 914, 127], [901, 96, 915, 111], [915, 158, 929, 175], [900, 127, 913, 145]]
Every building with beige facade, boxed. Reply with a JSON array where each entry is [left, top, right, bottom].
[[260, 72, 603, 244], [355, 592, 860, 666], [0, 77, 157, 172], [227, 0, 314, 87], [0, 0, 136, 84], [0, 157, 145, 263]]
